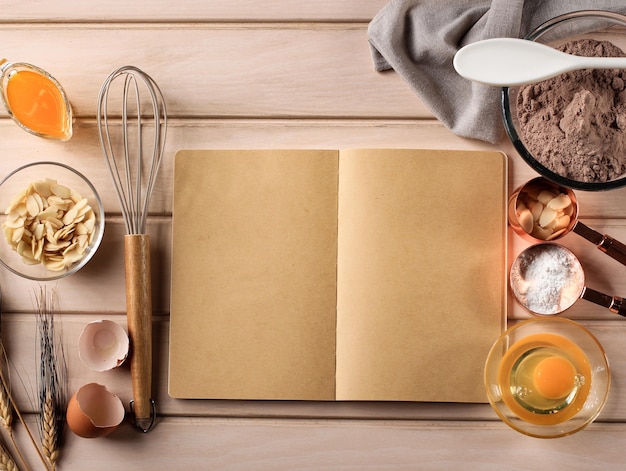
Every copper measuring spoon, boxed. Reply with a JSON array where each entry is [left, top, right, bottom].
[[509, 177, 626, 266], [510, 243, 626, 317]]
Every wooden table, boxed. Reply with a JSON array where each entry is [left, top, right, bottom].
[[1, 1, 626, 469]]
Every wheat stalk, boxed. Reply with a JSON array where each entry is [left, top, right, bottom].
[[0, 359, 54, 471], [0, 439, 18, 471], [0, 287, 56, 471], [0, 357, 26, 471], [0, 287, 44, 471], [35, 286, 66, 471]]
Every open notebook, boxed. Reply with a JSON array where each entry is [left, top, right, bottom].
[[169, 148, 507, 402]]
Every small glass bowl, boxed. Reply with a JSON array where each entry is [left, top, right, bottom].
[[502, 10, 626, 191], [0, 162, 104, 281], [0, 61, 73, 141], [485, 317, 610, 438]]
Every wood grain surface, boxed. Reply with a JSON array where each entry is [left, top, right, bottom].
[[0, 1, 625, 469]]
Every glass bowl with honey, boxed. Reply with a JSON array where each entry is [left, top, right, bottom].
[[0, 162, 104, 281], [484, 317, 610, 438]]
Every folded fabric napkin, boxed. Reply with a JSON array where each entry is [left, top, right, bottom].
[[368, 1, 626, 143]]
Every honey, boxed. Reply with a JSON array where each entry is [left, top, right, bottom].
[[498, 333, 591, 425], [1, 62, 72, 140]]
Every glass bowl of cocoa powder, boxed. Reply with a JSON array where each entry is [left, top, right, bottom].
[[503, 10, 626, 191]]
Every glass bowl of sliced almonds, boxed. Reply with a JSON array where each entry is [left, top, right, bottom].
[[0, 161, 104, 280]]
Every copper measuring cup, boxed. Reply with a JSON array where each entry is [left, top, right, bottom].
[[509, 177, 626, 266], [510, 243, 626, 317]]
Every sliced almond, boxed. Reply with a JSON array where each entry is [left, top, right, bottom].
[[547, 193, 572, 211], [50, 183, 71, 199], [531, 225, 553, 240], [3, 216, 24, 229], [537, 190, 557, 205], [1, 178, 97, 271], [26, 195, 40, 217], [517, 207, 534, 234], [62, 206, 78, 226], [529, 201, 544, 221], [11, 226, 24, 244], [538, 207, 558, 228], [32, 180, 52, 198]]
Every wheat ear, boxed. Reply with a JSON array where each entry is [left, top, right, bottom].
[[0, 365, 49, 471], [0, 375, 12, 432], [0, 288, 40, 471], [41, 392, 58, 471], [35, 287, 65, 471], [0, 439, 18, 471], [0, 364, 27, 471]]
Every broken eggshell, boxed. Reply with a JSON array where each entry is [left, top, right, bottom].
[[66, 383, 126, 438], [78, 320, 129, 372]]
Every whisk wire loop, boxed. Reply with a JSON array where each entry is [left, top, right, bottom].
[[97, 65, 167, 235], [98, 83, 132, 234], [121, 74, 141, 235]]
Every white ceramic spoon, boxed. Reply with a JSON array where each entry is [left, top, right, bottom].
[[453, 37, 626, 87]]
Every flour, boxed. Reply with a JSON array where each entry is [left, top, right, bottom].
[[510, 244, 584, 315], [516, 39, 626, 183]]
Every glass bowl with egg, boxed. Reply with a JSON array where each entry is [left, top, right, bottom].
[[484, 317, 610, 438], [502, 10, 626, 191], [0, 161, 104, 281]]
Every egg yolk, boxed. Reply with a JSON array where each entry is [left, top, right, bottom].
[[532, 356, 576, 399], [5, 70, 70, 139]]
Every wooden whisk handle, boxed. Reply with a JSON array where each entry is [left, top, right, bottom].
[[124, 234, 154, 428]]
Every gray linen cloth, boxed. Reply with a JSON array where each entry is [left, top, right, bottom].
[[368, 1, 626, 143]]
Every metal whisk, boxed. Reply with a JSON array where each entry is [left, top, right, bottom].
[[97, 66, 167, 433]]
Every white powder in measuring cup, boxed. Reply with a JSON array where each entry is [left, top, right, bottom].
[[510, 244, 584, 315]]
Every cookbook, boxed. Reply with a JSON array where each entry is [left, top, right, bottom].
[[169, 148, 507, 402]]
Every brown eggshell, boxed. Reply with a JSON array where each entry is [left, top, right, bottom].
[[66, 383, 126, 438]]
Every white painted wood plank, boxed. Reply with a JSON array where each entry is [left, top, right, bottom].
[[0, 0, 388, 22], [6, 416, 626, 471], [0, 119, 502, 214], [0, 119, 489, 214], [0, 25, 425, 119]]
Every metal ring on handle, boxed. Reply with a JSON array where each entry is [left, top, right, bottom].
[[129, 398, 157, 433]]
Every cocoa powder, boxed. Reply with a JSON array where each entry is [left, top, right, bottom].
[[516, 39, 626, 183]]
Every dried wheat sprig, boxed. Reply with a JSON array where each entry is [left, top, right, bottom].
[[0, 348, 29, 471], [0, 373, 12, 432], [0, 288, 45, 471], [0, 358, 50, 471], [0, 290, 14, 433], [35, 286, 66, 471], [0, 438, 18, 471], [0, 397, 10, 436]]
